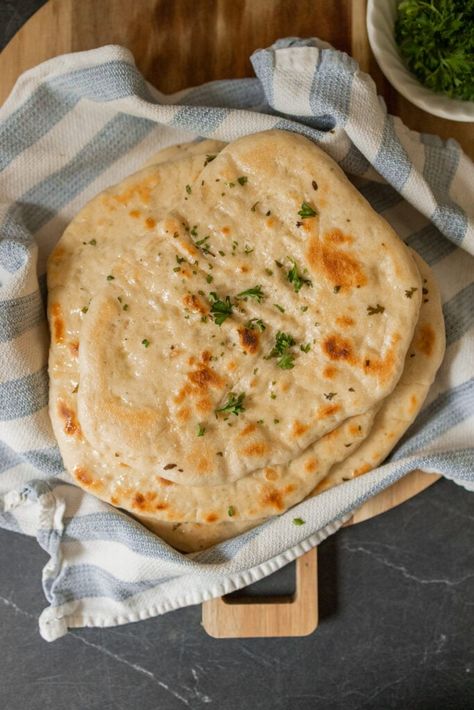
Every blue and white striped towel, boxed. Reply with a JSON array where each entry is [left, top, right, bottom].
[[0, 39, 472, 642]]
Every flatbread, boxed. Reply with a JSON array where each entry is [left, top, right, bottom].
[[161, 251, 445, 551], [314, 250, 445, 492], [48, 130, 426, 550]]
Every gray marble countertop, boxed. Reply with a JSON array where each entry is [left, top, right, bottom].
[[1, 3, 473, 708]]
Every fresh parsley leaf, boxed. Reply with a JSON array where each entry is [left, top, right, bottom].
[[106, 274, 114, 281], [324, 392, 336, 400], [204, 154, 216, 166], [300, 343, 311, 353], [196, 423, 206, 437], [273, 303, 285, 313], [209, 292, 233, 326], [185, 184, 192, 194], [237, 176, 248, 186], [215, 392, 246, 416], [251, 201, 260, 212], [287, 258, 312, 293], [142, 339, 150, 348], [293, 517, 305, 526], [237, 285, 265, 302], [227, 505, 235, 517], [298, 201, 318, 218], [176, 255, 185, 264], [270, 331, 296, 356]]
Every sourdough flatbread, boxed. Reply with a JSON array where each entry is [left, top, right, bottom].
[[48, 130, 425, 548]]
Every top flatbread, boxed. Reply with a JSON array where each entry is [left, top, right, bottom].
[[75, 130, 422, 489]]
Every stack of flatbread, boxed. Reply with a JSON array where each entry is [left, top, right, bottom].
[[47, 131, 445, 552]]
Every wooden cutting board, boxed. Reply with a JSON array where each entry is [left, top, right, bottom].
[[1, 0, 468, 638]]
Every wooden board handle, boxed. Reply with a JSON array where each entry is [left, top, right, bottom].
[[202, 548, 318, 638]]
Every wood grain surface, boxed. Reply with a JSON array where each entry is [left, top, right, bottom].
[[2, 0, 468, 637]]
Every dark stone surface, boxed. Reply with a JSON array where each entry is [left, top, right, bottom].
[[1, 3, 473, 708], [1, 479, 473, 710]]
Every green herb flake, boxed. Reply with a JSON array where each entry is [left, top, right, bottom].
[[300, 343, 311, 353], [142, 339, 150, 348], [265, 268, 273, 276], [72, 384, 79, 394], [333, 285, 341, 294], [244, 245, 254, 254], [246, 318, 266, 332], [190, 225, 198, 237], [122, 304, 129, 311], [237, 176, 248, 186], [275, 260, 283, 268], [287, 258, 312, 293], [266, 210, 271, 217], [270, 392, 277, 400], [204, 154, 216, 166], [206, 274, 213, 284], [88, 239, 97, 246], [367, 304, 385, 315], [215, 392, 246, 416], [209, 292, 233, 326], [106, 274, 114, 281], [237, 285, 265, 302], [277, 353, 295, 370], [273, 303, 285, 313], [251, 201, 260, 212], [324, 392, 337, 400], [218, 250, 226, 257], [227, 505, 236, 517], [176, 255, 185, 264], [300, 305, 309, 312], [196, 423, 206, 437], [293, 517, 305, 526], [273, 418, 280, 424], [173, 266, 181, 272], [185, 184, 192, 195], [81, 306, 88, 314], [298, 201, 318, 219]]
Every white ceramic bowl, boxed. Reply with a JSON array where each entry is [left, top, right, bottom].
[[366, 0, 474, 122]]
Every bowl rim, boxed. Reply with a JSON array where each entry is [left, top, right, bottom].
[[366, 0, 474, 123]]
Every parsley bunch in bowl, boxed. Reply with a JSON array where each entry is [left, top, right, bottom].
[[395, 0, 474, 102]]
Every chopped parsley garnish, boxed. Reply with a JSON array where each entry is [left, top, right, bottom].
[[273, 303, 285, 313], [185, 184, 192, 194], [190, 225, 198, 237], [215, 392, 246, 416], [246, 318, 266, 332], [206, 274, 213, 283], [218, 250, 226, 257], [298, 201, 318, 219], [106, 274, 114, 280], [196, 423, 206, 437], [333, 285, 341, 294], [287, 258, 312, 293], [274, 418, 280, 424], [266, 210, 271, 217], [300, 305, 308, 312], [367, 304, 385, 315], [122, 304, 129, 311], [142, 339, 150, 348], [267, 331, 296, 370], [72, 384, 79, 393], [204, 154, 216, 166], [244, 245, 254, 254], [176, 255, 185, 264], [324, 392, 336, 400], [277, 352, 295, 370], [89, 239, 97, 246], [275, 260, 283, 268], [293, 517, 305, 526], [209, 292, 233, 326], [227, 505, 235, 517], [265, 268, 273, 276], [312, 180, 318, 191], [251, 201, 260, 212], [270, 392, 277, 399], [237, 285, 265, 302], [81, 306, 88, 313], [237, 176, 248, 186], [300, 343, 311, 353]]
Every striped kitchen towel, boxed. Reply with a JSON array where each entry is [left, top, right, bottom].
[[0, 38, 472, 641]]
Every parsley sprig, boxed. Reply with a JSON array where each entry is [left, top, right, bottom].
[[267, 331, 297, 370], [287, 258, 312, 293], [215, 392, 246, 416], [236, 285, 265, 302], [209, 292, 233, 326], [298, 201, 318, 219]]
